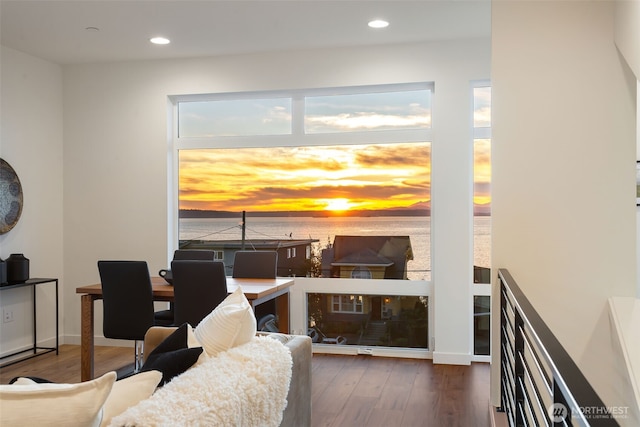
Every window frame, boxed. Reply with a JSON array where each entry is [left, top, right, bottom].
[[168, 82, 434, 358], [351, 266, 372, 279], [171, 83, 433, 150], [331, 294, 364, 314], [471, 80, 492, 363]]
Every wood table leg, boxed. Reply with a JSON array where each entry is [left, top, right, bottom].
[[276, 291, 290, 334], [80, 294, 95, 381]]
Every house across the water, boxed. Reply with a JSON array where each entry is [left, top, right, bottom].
[[178, 238, 319, 277], [312, 235, 426, 348], [321, 235, 413, 279]]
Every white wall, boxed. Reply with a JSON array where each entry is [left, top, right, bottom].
[[615, 0, 640, 80], [0, 46, 64, 355], [61, 39, 490, 365], [616, 0, 640, 300], [491, 0, 637, 417]]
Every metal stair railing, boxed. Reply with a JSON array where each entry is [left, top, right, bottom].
[[499, 269, 619, 427]]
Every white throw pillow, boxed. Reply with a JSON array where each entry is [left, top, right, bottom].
[[186, 323, 202, 348], [10, 371, 161, 427], [100, 370, 162, 427], [0, 371, 116, 427], [10, 377, 38, 385], [194, 287, 257, 356]]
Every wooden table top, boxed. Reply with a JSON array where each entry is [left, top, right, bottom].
[[75, 276, 294, 300]]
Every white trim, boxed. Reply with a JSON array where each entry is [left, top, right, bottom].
[[471, 355, 491, 363], [175, 129, 431, 150], [64, 335, 134, 348], [312, 343, 431, 359], [168, 98, 180, 263], [473, 282, 491, 296], [170, 82, 434, 103], [432, 351, 472, 365]]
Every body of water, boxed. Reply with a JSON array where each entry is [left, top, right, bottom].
[[180, 216, 491, 281]]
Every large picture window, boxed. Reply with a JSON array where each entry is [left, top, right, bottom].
[[473, 84, 491, 284], [472, 82, 491, 359], [171, 83, 432, 352]]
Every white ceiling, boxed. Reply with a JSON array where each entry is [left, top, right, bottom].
[[0, 0, 490, 65]]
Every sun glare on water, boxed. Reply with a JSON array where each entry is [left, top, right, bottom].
[[324, 198, 351, 211]]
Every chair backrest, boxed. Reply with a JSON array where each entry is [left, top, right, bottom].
[[232, 250, 278, 279], [173, 250, 216, 261], [97, 260, 156, 341], [170, 260, 228, 326]]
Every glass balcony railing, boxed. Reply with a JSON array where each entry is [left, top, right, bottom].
[[307, 293, 428, 349], [474, 295, 490, 355]]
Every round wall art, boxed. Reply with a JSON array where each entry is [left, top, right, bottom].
[[0, 158, 23, 234]]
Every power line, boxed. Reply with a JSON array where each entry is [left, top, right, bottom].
[[244, 226, 286, 241], [185, 224, 241, 241]]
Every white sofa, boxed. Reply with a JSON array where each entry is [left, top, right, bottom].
[[123, 327, 313, 427], [0, 288, 312, 427]]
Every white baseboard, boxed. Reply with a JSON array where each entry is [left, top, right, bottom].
[[490, 404, 508, 427], [312, 344, 431, 359], [63, 335, 133, 347], [0, 337, 59, 359], [432, 351, 471, 365]]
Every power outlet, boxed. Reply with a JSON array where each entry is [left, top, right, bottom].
[[3, 309, 14, 323]]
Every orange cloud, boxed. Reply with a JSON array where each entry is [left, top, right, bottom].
[[179, 143, 431, 212]]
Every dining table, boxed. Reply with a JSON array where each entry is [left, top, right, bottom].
[[76, 276, 294, 381]]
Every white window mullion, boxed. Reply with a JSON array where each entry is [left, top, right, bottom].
[[292, 94, 305, 136]]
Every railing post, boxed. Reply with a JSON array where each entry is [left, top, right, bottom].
[[553, 381, 573, 426], [514, 310, 525, 427], [499, 277, 507, 413]]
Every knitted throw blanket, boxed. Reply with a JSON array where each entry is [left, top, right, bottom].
[[109, 336, 293, 427]]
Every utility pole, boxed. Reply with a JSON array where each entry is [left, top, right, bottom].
[[241, 210, 246, 250]]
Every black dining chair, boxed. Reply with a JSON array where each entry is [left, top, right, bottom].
[[173, 249, 217, 261], [232, 250, 278, 330], [232, 250, 278, 279], [170, 259, 228, 327], [155, 250, 218, 325], [97, 260, 169, 373]]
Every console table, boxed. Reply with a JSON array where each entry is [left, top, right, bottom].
[[0, 278, 59, 368]]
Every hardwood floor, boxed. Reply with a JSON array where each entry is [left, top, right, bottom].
[[0, 345, 135, 384], [312, 354, 491, 427], [0, 345, 491, 427]]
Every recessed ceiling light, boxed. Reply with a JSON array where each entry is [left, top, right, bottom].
[[368, 19, 389, 29], [150, 37, 170, 45]]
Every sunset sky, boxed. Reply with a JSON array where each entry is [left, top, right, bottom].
[[473, 86, 492, 208], [177, 86, 490, 213], [179, 142, 431, 212]]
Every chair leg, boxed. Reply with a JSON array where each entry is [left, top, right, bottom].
[[134, 340, 145, 372]]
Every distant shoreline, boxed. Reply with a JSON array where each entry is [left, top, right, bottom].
[[179, 208, 490, 218]]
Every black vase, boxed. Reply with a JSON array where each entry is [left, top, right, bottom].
[[7, 253, 29, 284], [0, 258, 6, 285]]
